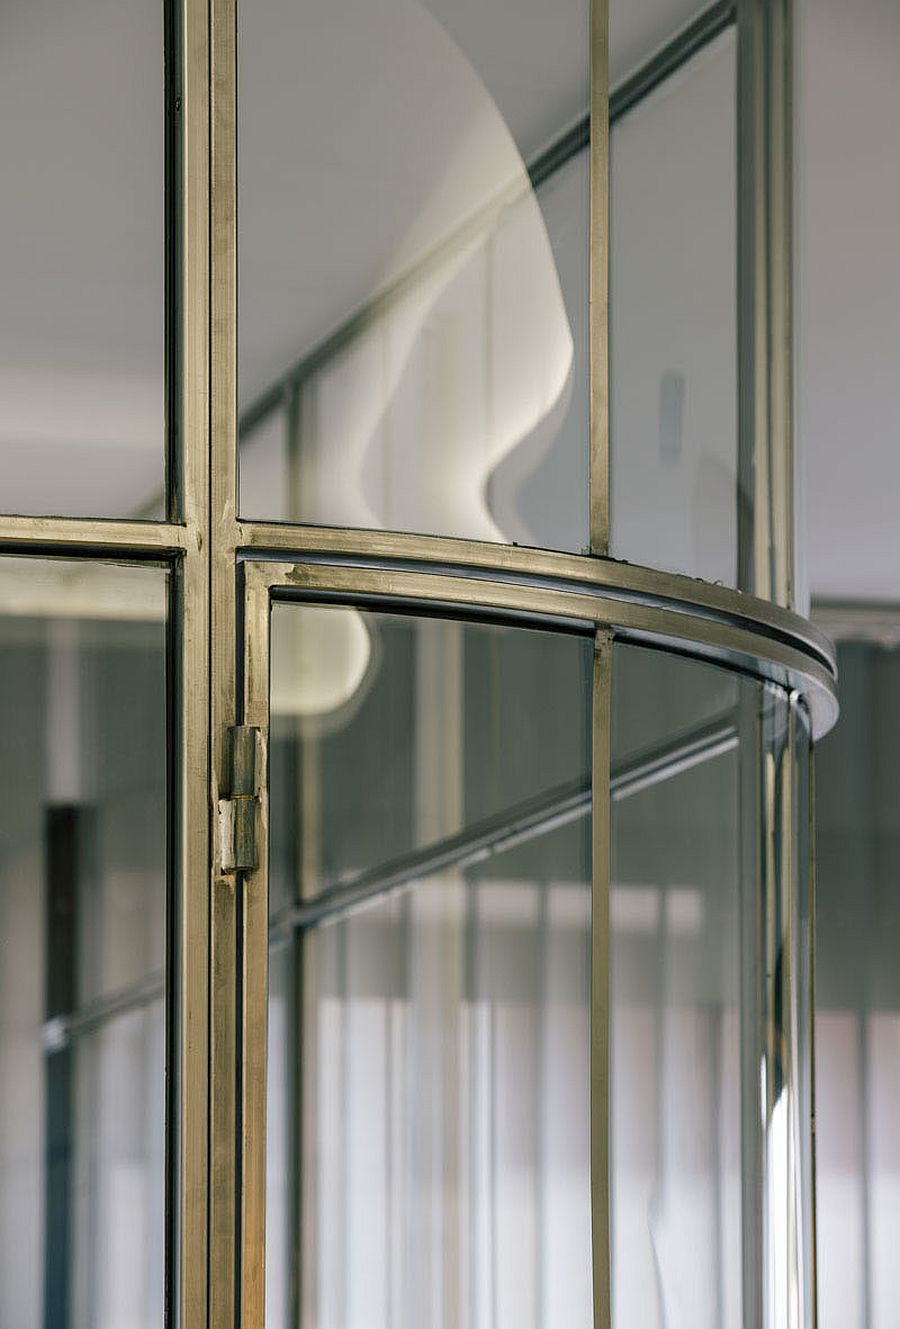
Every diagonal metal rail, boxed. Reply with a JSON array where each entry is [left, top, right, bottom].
[[275, 710, 739, 932]]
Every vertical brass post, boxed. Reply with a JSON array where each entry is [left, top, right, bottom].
[[590, 0, 610, 556], [209, 0, 240, 1322], [176, 0, 211, 1324], [592, 628, 613, 1329]]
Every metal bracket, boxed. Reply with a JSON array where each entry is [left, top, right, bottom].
[[216, 725, 259, 872]]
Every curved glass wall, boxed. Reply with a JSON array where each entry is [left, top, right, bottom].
[[612, 647, 814, 1329], [261, 605, 817, 1328], [0, 3, 829, 1328]]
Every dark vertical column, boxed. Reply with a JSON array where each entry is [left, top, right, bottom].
[[43, 805, 80, 1329]]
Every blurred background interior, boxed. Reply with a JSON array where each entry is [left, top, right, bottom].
[[0, 0, 898, 1326]]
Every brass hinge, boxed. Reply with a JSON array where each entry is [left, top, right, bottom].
[[216, 725, 260, 873]]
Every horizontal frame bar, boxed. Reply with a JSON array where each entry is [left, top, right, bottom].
[[237, 525, 833, 668], [0, 515, 189, 557]]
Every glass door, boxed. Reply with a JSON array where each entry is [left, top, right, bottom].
[[238, 570, 595, 1328]]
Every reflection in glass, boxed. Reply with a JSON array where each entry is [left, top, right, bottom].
[[610, 31, 738, 585], [266, 607, 592, 1326], [0, 0, 165, 519], [238, 0, 589, 552], [611, 648, 742, 1327], [0, 559, 167, 1329], [268, 605, 592, 909], [610, 645, 814, 1328]]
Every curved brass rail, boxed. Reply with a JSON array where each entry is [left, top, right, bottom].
[[238, 528, 838, 737]]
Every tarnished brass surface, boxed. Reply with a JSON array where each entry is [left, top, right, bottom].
[[244, 557, 836, 737], [591, 631, 612, 1329]]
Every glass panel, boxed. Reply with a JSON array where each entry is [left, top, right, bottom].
[[238, 0, 590, 552], [610, 644, 814, 1328], [609, 30, 738, 585], [71, 1004, 166, 1326], [0, 0, 165, 519], [611, 641, 739, 766], [268, 605, 592, 913], [611, 645, 743, 1328], [266, 606, 592, 1327], [0, 558, 167, 1329]]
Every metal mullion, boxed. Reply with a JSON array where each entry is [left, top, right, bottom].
[[589, 0, 609, 556], [591, 630, 612, 1329], [738, 683, 764, 1329], [208, 0, 242, 1325], [167, 0, 213, 1324], [807, 741, 818, 1329]]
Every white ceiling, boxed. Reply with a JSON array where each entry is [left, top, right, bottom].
[[0, 0, 897, 601]]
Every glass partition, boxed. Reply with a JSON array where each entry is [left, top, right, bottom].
[[265, 606, 592, 1327], [611, 644, 814, 1329], [238, 0, 590, 552], [611, 646, 742, 1326], [0, 0, 165, 520], [0, 3, 831, 1326], [609, 30, 738, 585], [0, 558, 168, 1329]]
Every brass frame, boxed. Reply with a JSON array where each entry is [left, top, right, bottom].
[[1, 0, 825, 1326], [235, 551, 833, 1327]]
